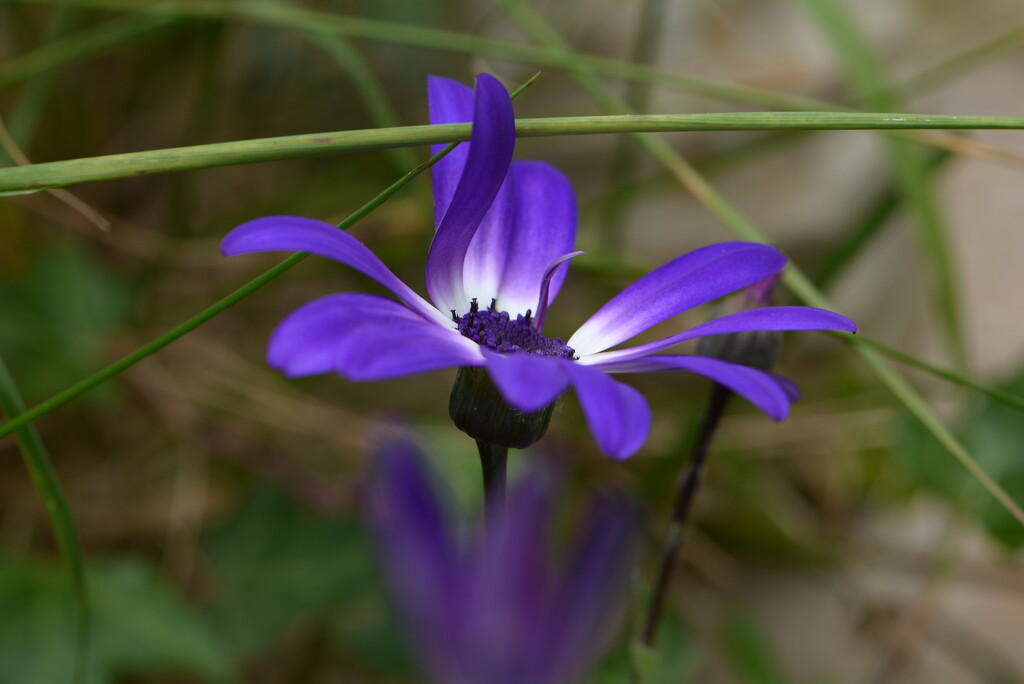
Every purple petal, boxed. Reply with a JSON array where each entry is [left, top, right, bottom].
[[596, 355, 793, 420], [369, 438, 462, 681], [335, 319, 484, 381], [267, 292, 483, 380], [222, 215, 450, 327], [268, 293, 428, 377], [492, 161, 577, 317], [565, 364, 651, 459], [567, 243, 787, 356], [482, 350, 571, 413], [426, 74, 515, 315], [545, 492, 639, 683], [428, 75, 475, 224], [585, 306, 857, 364], [459, 467, 559, 682], [766, 370, 801, 402], [462, 179, 514, 308]]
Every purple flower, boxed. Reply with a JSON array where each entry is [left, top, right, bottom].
[[222, 73, 856, 458], [368, 434, 639, 684]]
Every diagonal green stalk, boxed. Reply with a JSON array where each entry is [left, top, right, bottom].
[[840, 334, 1024, 414], [497, 0, 1024, 529], [3, 112, 1024, 195], [0, 355, 89, 684], [794, 0, 967, 373], [0, 74, 540, 444]]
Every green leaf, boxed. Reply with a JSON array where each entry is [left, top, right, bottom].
[[895, 368, 1024, 548], [203, 487, 412, 672], [0, 554, 232, 684], [0, 248, 132, 402], [724, 612, 797, 684]]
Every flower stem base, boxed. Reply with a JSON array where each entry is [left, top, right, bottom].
[[448, 366, 555, 449]]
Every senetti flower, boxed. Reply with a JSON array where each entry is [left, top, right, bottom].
[[368, 435, 638, 684], [221, 73, 856, 458]]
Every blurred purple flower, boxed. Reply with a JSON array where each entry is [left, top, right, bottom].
[[222, 73, 856, 458], [368, 435, 639, 684]]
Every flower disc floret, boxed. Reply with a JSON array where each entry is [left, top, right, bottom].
[[455, 298, 575, 359]]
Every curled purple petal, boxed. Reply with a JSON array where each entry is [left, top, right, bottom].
[[483, 350, 571, 413], [596, 354, 793, 420], [585, 306, 857, 365], [533, 250, 585, 331], [567, 242, 786, 357], [428, 75, 475, 225], [426, 74, 516, 315], [222, 215, 450, 327], [565, 364, 651, 459]]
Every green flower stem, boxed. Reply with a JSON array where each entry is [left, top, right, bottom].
[[0, 354, 89, 684], [476, 440, 508, 514], [3, 112, 1024, 195], [498, 0, 1024, 530]]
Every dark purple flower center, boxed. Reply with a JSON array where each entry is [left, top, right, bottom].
[[453, 299, 575, 359]]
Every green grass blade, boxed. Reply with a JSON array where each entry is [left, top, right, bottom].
[[794, 0, 966, 371], [845, 335, 1024, 414], [0, 354, 89, 683], [811, 148, 951, 290], [498, 0, 1024, 529], [0, 12, 180, 90], [2, 112, 1024, 194]]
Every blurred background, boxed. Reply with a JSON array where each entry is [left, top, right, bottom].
[[2, 0, 1024, 681]]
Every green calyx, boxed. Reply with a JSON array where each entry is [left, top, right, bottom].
[[448, 367, 556, 449]]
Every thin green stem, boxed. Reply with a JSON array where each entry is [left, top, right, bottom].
[[0, 355, 89, 683], [476, 440, 508, 514], [840, 334, 1024, 414], [3, 112, 1024, 195]]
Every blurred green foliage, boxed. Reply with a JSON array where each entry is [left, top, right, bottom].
[[0, 554, 231, 683], [0, 248, 131, 402], [896, 366, 1024, 549]]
